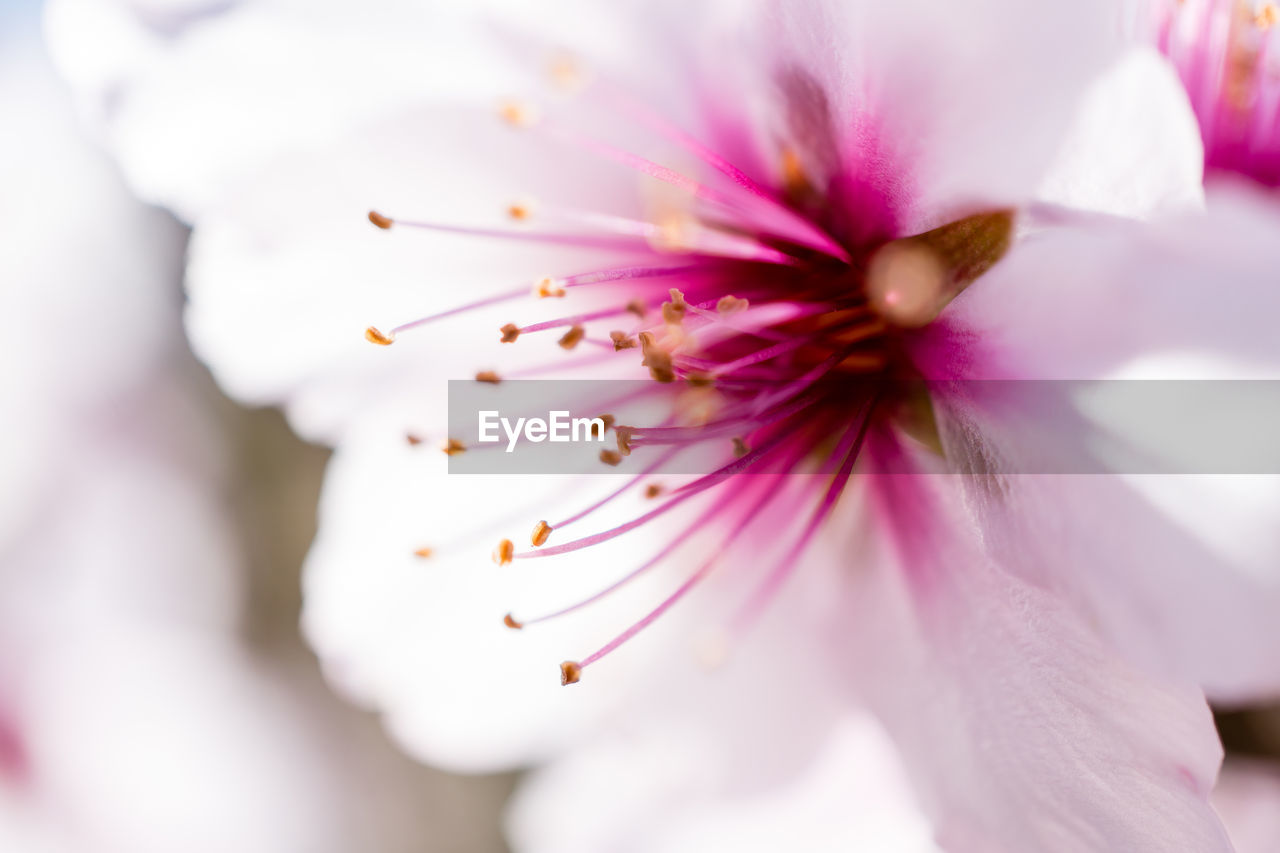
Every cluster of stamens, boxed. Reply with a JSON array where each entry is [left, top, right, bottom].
[[361, 64, 1013, 685]]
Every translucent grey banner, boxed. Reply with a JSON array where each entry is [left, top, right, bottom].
[[445, 380, 1280, 475]]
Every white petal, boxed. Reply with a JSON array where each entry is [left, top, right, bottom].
[[1037, 47, 1205, 219], [821, 454, 1233, 852]]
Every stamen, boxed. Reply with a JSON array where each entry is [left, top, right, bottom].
[[716, 295, 749, 315], [493, 539, 515, 565], [599, 450, 623, 466], [504, 613, 524, 630], [499, 98, 539, 128], [558, 325, 586, 350], [732, 437, 750, 457], [610, 331, 637, 350], [566, 470, 795, 680], [475, 371, 501, 384], [441, 438, 466, 456], [532, 276, 566, 298], [414, 547, 433, 559], [500, 323, 521, 343], [365, 326, 395, 346], [405, 433, 425, 446], [644, 483, 664, 499], [531, 520, 553, 547], [560, 661, 582, 685], [507, 200, 535, 221], [368, 210, 394, 230]]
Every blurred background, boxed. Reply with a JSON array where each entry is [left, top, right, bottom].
[[3, 0, 1280, 851], [0, 2, 513, 850]]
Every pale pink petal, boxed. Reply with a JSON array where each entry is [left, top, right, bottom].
[[509, 715, 941, 853], [923, 181, 1280, 381], [1037, 47, 1205, 219], [698, 0, 1125, 235], [1214, 759, 1280, 853], [822, 444, 1233, 852]]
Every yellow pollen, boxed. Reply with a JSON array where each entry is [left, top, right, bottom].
[[732, 437, 750, 458], [533, 276, 566, 299], [413, 547, 433, 559], [610, 330, 637, 351], [365, 326, 395, 346], [644, 483, 664, 499], [499, 99, 538, 128], [507, 200, 534, 221], [1257, 3, 1277, 28], [560, 661, 582, 685], [441, 438, 466, 456], [549, 53, 585, 91], [531, 520, 553, 547], [493, 539, 515, 565], [500, 323, 521, 343], [599, 449, 623, 466], [367, 210, 394, 230], [475, 370, 501, 384], [559, 325, 586, 350], [716, 295, 749, 315], [503, 613, 524, 630]]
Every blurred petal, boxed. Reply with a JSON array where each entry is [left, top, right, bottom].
[[702, 0, 1123, 234], [509, 714, 941, 853], [1037, 47, 1205, 219], [1214, 759, 1280, 853], [827, 450, 1233, 852]]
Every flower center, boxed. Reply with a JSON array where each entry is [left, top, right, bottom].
[[362, 84, 1013, 684]]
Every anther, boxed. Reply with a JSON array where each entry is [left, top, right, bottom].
[[548, 53, 585, 91], [500, 323, 521, 343], [441, 438, 466, 456], [732, 437, 750, 458], [507, 200, 534, 221], [616, 426, 634, 456], [560, 661, 582, 686], [405, 433, 424, 446], [610, 330, 637, 351], [1258, 3, 1277, 29], [559, 325, 586, 350], [597, 414, 616, 432], [716, 295, 749, 315], [413, 547, 434, 559], [499, 99, 539, 128], [475, 370, 501, 384], [493, 539, 515, 565], [367, 210, 394, 230], [503, 613, 524, 630], [531, 520, 553, 547], [533, 276, 566, 299], [365, 326, 395, 346], [662, 288, 688, 325], [599, 449, 623, 466], [626, 300, 647, 318], [644, 483, 664, 499]]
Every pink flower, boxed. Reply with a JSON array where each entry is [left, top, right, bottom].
[[1141, 0, 1280, 186], [46, 0, 1280, 849]]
